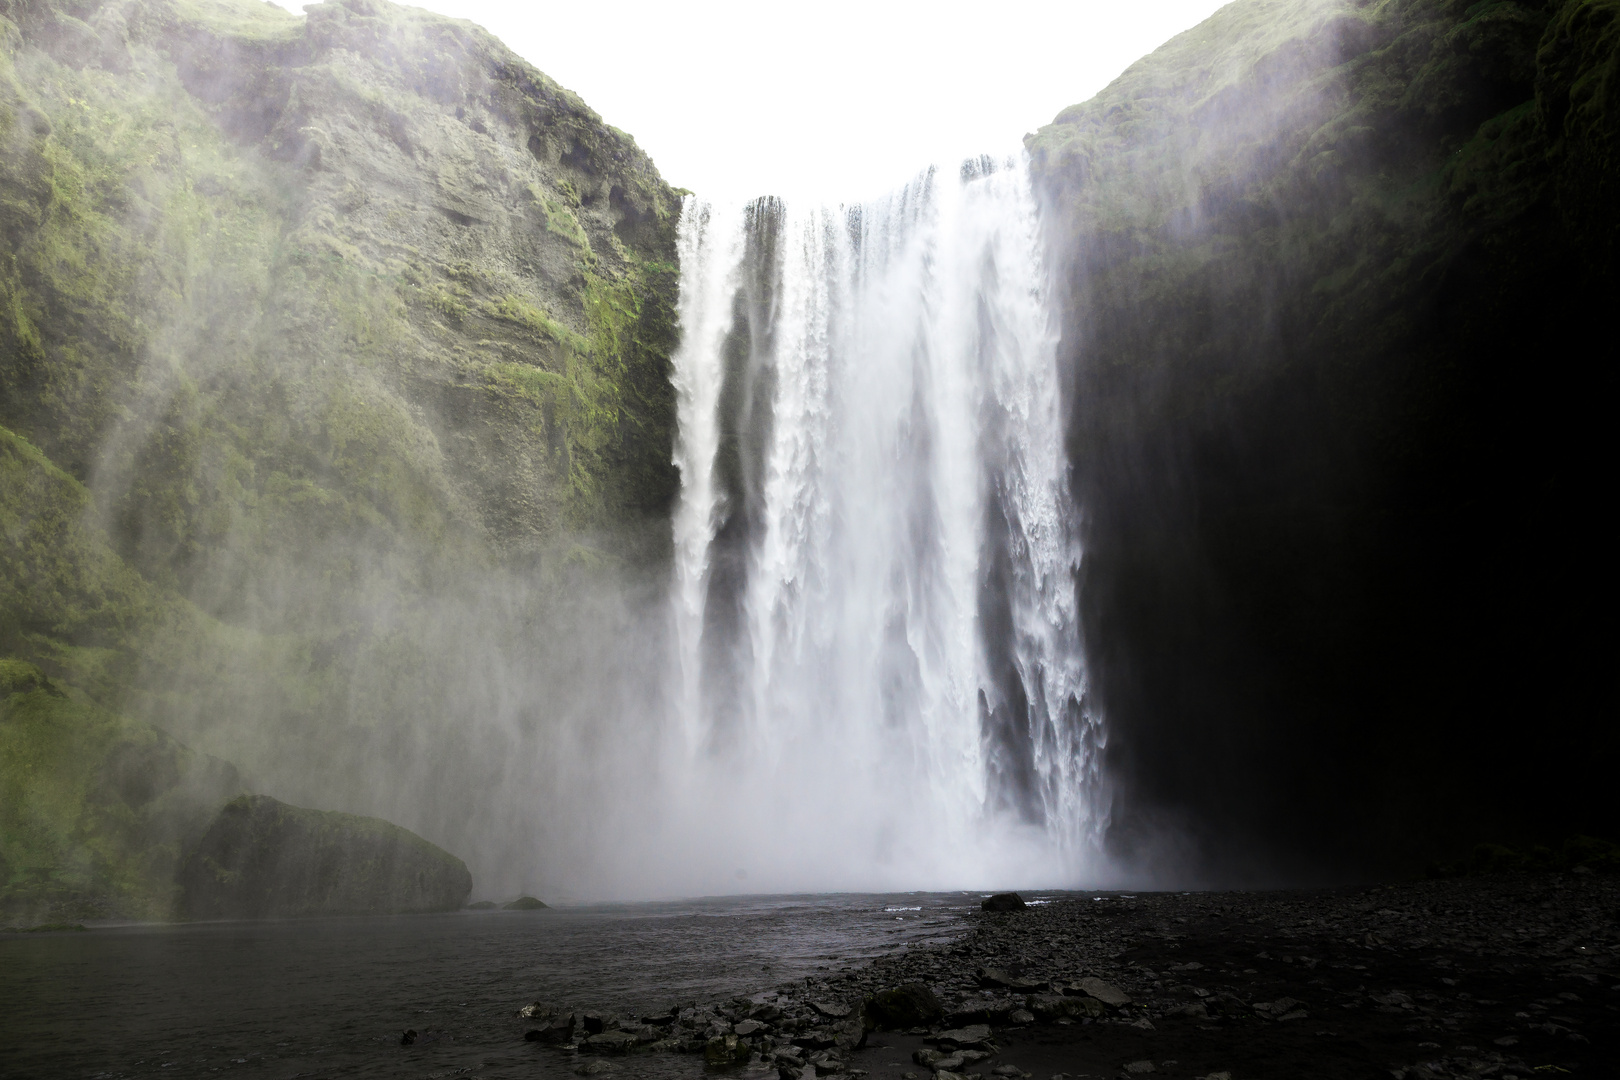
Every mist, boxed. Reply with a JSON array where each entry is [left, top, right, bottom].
[[5, 0, 1612, 919]]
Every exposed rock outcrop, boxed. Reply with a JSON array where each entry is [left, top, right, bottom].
[[178, 794, 471, 918], [0, 0, 682, 889], [1027, 0, 1620, 871]]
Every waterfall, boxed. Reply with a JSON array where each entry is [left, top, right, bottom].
[[665, 155, 1106, 890]]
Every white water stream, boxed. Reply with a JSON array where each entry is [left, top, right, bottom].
[[662, 156, 1107, 891]]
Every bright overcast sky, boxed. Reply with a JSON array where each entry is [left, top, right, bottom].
[[271, 0, 1229, 202]]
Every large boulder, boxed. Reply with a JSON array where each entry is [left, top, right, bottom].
[[867, 983, 944, 1029], [981, 893, 1026, 912], [177, 795, 471, 918]]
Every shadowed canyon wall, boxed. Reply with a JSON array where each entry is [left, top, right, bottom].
[[1030, 0, 1618, 878]]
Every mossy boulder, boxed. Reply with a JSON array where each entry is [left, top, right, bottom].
[[178, 793, 471, 918]]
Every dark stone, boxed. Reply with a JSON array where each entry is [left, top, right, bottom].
[[400, 1029, 417, 1045], [867, 983, 944, 1030], [524, 1013, 575, 1044], [1028, 994, 1104, 1022], [734, 1019, 764, 1037], [704, 1034, 751, 1067], [503, 895, 549, 910], [980, 893, 1026, 912], [811, 1001, 851, 1019], [583, 1030, 638, 1054], [176, 795, 471, 919], [1070, 977, 1131, 1007], [929, 1024, 992, 1050], [582, 1011, 607, 1035], [466, 900, 497, 910], [976, 966, 1044, 992]]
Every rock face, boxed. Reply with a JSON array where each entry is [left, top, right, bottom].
[[980, 893, 1026, 913], [0, 661, 246, 923], [177, 795, 471, 918], [1028, 0, 1620, 870], [0, 0, 682, 886]]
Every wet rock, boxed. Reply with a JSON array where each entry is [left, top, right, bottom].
[[868, 983, 945, 1029], [582, 1012, 608, 1035], [504, 896, 549, 910], [1123, 1063, 1154, 1075], [809, 1051, 845, 1075], [1028, 994, 1105, 1022], [977, 967, 1045, 992], [575, 1061, 614, 1076], [929, 1024, 992, 1050], [1069, 977, 1131, 1008], [794, 1028, 838, 1050], [400, 1029, 417, 1045], [1007, 1008, 1034, 1025], [524, 1013, 575, 1044], [735, 1019, 765, 1037], [1251, 998, 1302, 1020], [945, 998, 1020, 1026], [812, 1001, 851, 1019], [981, 893, 1027, 912], [583, 1030, 638, 1054], [914, 1049, 947, 1069], [705, 1033, 752, 1067]]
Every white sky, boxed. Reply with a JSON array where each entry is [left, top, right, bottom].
[[270, 0, 1229, 202]]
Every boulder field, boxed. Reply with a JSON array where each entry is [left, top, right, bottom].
[[505, 873, 1616, 1080]]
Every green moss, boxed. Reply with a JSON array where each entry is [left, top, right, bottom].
[[484, 293, 587, 351], [0, 0, 683, 875], [0, 663, 244, 921]]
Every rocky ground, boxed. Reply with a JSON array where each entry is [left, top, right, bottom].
[[515, 872, 1617, 1080]]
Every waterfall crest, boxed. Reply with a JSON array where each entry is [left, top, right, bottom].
[[665, 156, 1106, 890]]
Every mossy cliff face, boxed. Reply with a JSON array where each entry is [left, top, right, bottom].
[[1029, 0, 1618, 874], [0, 0, 681, 892], [0, 658, 245, 921]]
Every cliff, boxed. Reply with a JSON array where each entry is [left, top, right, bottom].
[[0, 657, 243, 921], [1029, 0, 1618, 874], [0, 0, 682, 890]]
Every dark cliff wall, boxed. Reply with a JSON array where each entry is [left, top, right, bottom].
[[1031, 0, 1618, 878]]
